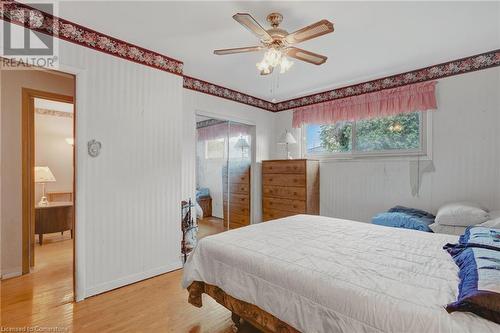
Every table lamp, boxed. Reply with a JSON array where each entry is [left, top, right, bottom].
[[35, 166, 56, 206], [278, 130, 297, 159], [234, 136, 250, 159]]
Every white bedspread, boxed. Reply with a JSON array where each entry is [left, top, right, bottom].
[[182, 215, 500, 333]]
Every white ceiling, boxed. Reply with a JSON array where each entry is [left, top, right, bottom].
[[58, 1, 500, 101]]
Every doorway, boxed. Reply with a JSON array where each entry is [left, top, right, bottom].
[[21, 81, 75, 301], [195, 115, 254, 239]]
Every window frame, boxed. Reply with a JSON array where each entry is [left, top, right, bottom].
[[204, 137, 226, 160], [302, 111, 432, 161]]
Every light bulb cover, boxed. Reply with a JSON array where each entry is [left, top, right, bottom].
[[279, 57, 294, 73]]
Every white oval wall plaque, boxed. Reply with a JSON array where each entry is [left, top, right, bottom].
[[88, 139, 101, 157]]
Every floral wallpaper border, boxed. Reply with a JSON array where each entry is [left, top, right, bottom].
[[275, 49, 500, 111], [183, 76, 276, 111], [0, 1, 183, 75], [184, 50, 499, 112]]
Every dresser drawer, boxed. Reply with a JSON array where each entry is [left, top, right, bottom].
[[262, 174, 305, 187], [223, 193, 249, 209], [223, 182, 249, 195], [223, 171, 249, 185], [222, 201, 250, 216], [263, 160, 306, 174], [263, 197, 305, 213], [263, 186, 306, 200], [262, 209, 297, 222], [227, 213, 249, 226]]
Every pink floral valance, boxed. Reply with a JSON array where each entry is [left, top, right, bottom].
[[197, 122, 251, 141], [292, 81, 437, 128]]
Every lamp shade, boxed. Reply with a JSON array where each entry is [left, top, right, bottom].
[[35, 166, 56, 183], [278, 130, 297, 144], [234, 137, 250, 149]]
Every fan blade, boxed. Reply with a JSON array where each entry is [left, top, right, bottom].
[[285, 19, 334, 44], [214, 46, 264, 55], [286, 47, 327, 65], [233, 13, 273, 42]]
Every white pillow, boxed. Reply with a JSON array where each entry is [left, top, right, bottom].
[[428, 223, 467, 235], [435, 202, 489, 227], [488, 210, 500, 220], [479, 217, 500, 229]]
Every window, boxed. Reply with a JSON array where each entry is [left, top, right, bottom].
[[304, 112, 426, 158], [205, 138, 225, 159]]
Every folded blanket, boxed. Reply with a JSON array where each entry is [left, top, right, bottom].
[[196, 187, 210, 200], [444, 231, 500, 324]]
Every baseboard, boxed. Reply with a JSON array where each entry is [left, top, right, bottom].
[[1, 268, 22, 280], [84, 260, 183, 298]]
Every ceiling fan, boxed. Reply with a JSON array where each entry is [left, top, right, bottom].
[[214, 12, 334, 75]]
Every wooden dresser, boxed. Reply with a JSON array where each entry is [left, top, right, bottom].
[[223, 161, 251, 229], [262, 159, 319, 222]]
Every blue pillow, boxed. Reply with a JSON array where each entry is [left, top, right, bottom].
[[372, 212, 433, 232], [445, 245, 500, 323], [388, 205, 436, 220]]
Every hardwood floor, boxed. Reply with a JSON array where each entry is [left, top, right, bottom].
[[197, 217, 225, 239], [1, 230, 259, 332]]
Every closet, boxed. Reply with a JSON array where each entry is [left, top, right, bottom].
[[196, 116, 253, 237]]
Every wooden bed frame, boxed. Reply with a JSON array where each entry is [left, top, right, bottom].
[[188, 281, 299, 333]]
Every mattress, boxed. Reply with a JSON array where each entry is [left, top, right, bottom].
[[182, 215, 500, 333]]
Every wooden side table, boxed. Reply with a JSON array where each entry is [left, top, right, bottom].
[[35, 202, 73, 245], [197, 196, 212, 217]]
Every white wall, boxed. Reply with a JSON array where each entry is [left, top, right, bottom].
[[273, 67, 500, 222], [182, 89, 275, 223], [1, 21, 184, 299], [35, 112, 74, 203], [65, 44, 183, 299]]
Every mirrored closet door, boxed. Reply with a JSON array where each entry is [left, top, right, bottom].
[[195, 116, 253, 238]]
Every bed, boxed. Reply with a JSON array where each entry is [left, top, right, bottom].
[[182, 215, 499, 333]]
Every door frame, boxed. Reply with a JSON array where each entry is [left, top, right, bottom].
[[21, 88, 75, 281]]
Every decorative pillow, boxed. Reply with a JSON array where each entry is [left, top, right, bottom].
[[428, 223, 466, 236], [445, 245, 500, 324], [458, 226, 500, 251], [435, 202, 489, 227]]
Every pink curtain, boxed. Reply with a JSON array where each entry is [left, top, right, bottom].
[[292, 81, 437, 128], [197, 122, 251, 141]]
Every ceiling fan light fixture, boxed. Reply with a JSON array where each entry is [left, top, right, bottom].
[[263, 49, 282, 67], [216, 12, 334, 75], [279, 56, 294, 74], [256, 60, 270, 71]]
